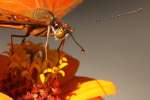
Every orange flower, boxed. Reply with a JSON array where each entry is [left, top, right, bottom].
[[0, 51, 116, 100]]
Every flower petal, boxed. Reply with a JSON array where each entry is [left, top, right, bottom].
[[58, 62, 68, 69], [0, 92, 13, 100], [43, 68, 52, 74], [40, 74, 45, 83], [58, 70, 65, 77], [62, 76, 116, 100]]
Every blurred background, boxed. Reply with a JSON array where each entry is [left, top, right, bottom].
[[0, 0, 150, 100]]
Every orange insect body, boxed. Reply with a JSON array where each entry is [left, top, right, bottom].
[[0, 0, 85, 52], [0, 0, 83, 38]]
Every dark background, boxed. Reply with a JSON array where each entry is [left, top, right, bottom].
[[0, 0, 150, 100]]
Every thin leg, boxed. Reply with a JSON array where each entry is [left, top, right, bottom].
[[10, 33, 29, 54], [10, 33, 14, 55], [56, 39, 65, 66], [57, 39, 65, 52], [11, 25, 32, 44], [45, 25, 51, 61], [68, 32, 85, 53], [11, 34, 29, 43]]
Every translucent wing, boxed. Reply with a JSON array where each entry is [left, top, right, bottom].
[[0, 0, 83, 18], [45, 0, 83, 18], [0, 0, 40, 17], [0, 0, 50, 29], [0, 8, 47, 25]]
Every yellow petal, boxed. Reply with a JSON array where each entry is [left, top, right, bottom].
[[58, 63, 68, 69], [0, 92, 13, 100], [58, 70, 65, 76], [59, 57, 68, 64], [40, 74, 45, 83], [62, 57, 68, 62], [67, 80, 116, 100], [43, 68, 52, 74], [59, 59, 63, 64]]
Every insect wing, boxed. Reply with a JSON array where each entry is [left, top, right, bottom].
[[0, 0, 84, 18], [0, 0, 40, 17], [45, 0, 84, 18], [0, 8, 47, 28]]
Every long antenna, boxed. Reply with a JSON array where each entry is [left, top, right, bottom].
[[96, 8, 143, 23], [112, 8, 143, 19]]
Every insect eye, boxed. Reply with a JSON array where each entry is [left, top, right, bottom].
[[54, 23, 59, 29], [55, 23, 58, 26]]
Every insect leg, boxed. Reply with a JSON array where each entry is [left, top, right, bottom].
[[10, 33, 29, 54], [21, 26, 33, 43], [68, 32, 85, 53], [11, 24, 33, 44], [45, 25, 51, 61], [57, 39, 65, 52], [56, 39, 66, 66]]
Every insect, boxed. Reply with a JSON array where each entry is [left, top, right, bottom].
[[0, 0, 85, 60]]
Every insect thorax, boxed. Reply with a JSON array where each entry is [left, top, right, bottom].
[[32, 8, 54, 24]]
